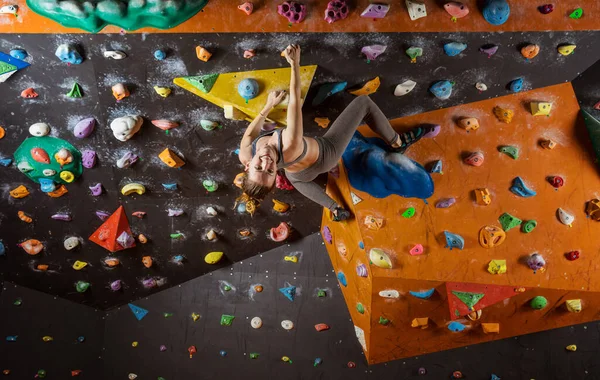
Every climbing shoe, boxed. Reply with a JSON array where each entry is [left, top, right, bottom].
[[332, 207, 351, 222]]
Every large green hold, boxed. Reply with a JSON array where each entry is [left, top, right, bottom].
[[451, 291, 485, 309], [582, 109, 600, 165], [499, 212, 522, 231], [26, 0, 209, 33], [185, 73, 220, 94], [530, 296, 548, 310]]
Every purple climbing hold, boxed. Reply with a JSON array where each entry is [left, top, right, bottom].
[[116, 151, 138, 169], [436, 198, 456, 208], [356, 264, 368, 277], [143, 278, 157, 288], [361, 45, 387, 61], [168, 208, 184, 217], [110, 280, 122, 291], [96, 211, 110, 220], [422, 124, 441, 138], [479, 45, 499, 58], [73, 118, 96, 138], [89, 183, 103, 196], [51, 213, 72, 221], [116, 231, 135, 248], [277, 1, 306, 24], [322, 226, 332, 244], [324, 0, 349, 23], [160, 345, 167, 352], [82, 150, 97, 169]]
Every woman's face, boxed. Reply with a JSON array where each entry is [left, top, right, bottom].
[[245, 144, 277, 186]]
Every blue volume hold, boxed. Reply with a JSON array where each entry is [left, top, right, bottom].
[[443, 42, 467, 57], [429, 80, 453, 100], [482, 0, 510, 26], [409, 288, 435, 299]]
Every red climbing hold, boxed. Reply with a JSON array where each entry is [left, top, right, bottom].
[[594, 100, 600, 110], [538, 4, 554, 14], [347, 361, 356, 368], [270, 222, 290, 242], [276, 172, 294, 190], [89, 206, 135, 252], [314, 323, 330, 332], [21, 88, 39, 98], [71, 369, 82, 376], [548, 175, 564, 188], [565, 251, 580, 261], [452, 371, 464, 379], [188, 345, 197, 358], [31, 148, 50, 164]]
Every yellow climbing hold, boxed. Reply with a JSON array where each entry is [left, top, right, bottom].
[[191, 312, 200, 322], [530, 102, 552, 116], [557, 45, 576, 56], [9, 185, 29, 199], [204, 251, 224, 264], [284, 255, 298, 263], [59, 171, 75, 183], [131, 341, 138, 347], [566, 345, 577, 352], [272, 199, 290, 213], [487, 259, 507, 274], [475, 188, 492, 205], [348, 77, 380, 96], [121, 183, 146, 196], [369, 248, 392, 269], [154, 86, 172, 98], [42, 336, 54, 342], [72, 260, 88, 270], [565, 299, 582, 313]]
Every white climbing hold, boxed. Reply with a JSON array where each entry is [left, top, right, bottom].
[[63, 237, 79, 250], [0, 5, 18, 15], [394, 80, 417, 96], [206, 207, 218, 216], [378, 289, 400, 299], [29, 122, 50, 137], [42, 169, 56, 176], [475, 82, 488, 91], [251, 317, 263, 329], [350, 192, 363, 205], [103, 50, 127, 60], [281, 320, 294, 330], [406, 0, 427, 20], [557, 208, 575, 227], [110, 115, 143, 142], [354, 325, 367, 352]]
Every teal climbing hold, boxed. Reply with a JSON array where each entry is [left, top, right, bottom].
[[337, 272, 348, 287], [448, 321, 466, 332], [409, 289, 435, 299], [279, 285, 296, 301], [312, 82, 347, 106], [509, 78, 523, 92], [444, 231, 465, 250], [498, 212, 522, 231], [443, 42, 467, 57], [452, 291, 485, 309], [510, 176, 536, 197], [498, 146, 518, 159], [128, 303, 149, 321]]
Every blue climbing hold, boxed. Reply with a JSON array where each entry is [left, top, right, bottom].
[[430, 160, 443, 174], [448, 321, 466, 332], [77, 336, 85, 343], [173, 255, 185, 263], [312, 82, 347, 106], [409, 288, 435, 299], [358, 241, 364, 249], [482, 0, 510, 26], [510, 176, 536, 197], [342, 132, 434, 200], [238, 78, 259, 101], [491, 375, 501, 380], [429, 80, 453, 100], [162, 183, 178, 190], [237, 203, 246, 213], [444, 231, 465, 250], [0, 241, 5, 256], [509, 78, 523, 93], [314, 358, 323, 367], [154, 50, 167, 60], [9, 49, 27, 60], [55, 44, 83, 65], [234, 149, 240, 155], [279, 285, 296, 301], [128, 303, 149, 321], [0, 158, 12, 167], [39, 178, 56, 193], [5, 336, 18, 341], [219, 350, 227, 357], [337, 272, 348, 287], [443, 42, 467, 57]]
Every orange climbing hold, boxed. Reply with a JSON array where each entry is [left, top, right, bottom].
[[196, 46, 212, 62], [348, 77, 380, 96], [104, 258, 120, 267], [238, 2, 253, 15], [493, 106, 514, 123], [89, 206, 135, 252], [521, 44, 540, 60], [138, 234, 148, 244], [270, 222, 290, 242], [21, 87, 38, 98], [18, 211, 32, 223], [10, 185, 29, 199], [19, 239, 43, 255], [411, 317, 429, 329], [314, 117, 330, 128], [272, 199, 290, 213], [0, 126, 5, 139], [47, 185, 68, 198], [481, 323, 500, 334], [233, 172, 245, 189], [142, 256, 153, 268], [457, 117, 480, 131], [158, 148, 185, 168], [36, 264, 49, 271]]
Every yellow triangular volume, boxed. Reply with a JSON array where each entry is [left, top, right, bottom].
[[174, 65, 317, 126]]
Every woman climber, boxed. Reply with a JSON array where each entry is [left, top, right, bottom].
[[237, 44, 433, 221]]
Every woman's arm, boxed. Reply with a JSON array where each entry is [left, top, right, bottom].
[[282, 45, 303, 146]]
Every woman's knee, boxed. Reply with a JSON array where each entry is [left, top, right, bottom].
[[352, 94, 371, 107]]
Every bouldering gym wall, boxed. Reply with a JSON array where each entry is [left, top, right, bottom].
[[0, 1, 599, 379]]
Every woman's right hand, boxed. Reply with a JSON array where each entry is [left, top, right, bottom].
[[283, 44, 301, 66], [266, 90, 287, 108]]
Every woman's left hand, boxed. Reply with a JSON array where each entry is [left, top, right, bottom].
[[266, 90, 287, 108]]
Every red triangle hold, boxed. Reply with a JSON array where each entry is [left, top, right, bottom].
[[89, 206, 135, 252], [446, 282, 526, 320]]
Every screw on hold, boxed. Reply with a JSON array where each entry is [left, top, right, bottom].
[[77, 336, 85, 343], [317, 289, 326, 297], [163, 313, 173, 318], [402, 207, 416, 218], [521, 220, 537, 233], [356, 303, 365, 314], [249, 352, 259, 359], [347, 361, 356, 368], [281, 356, 292, 363], [378, 316, 390, 326], [314, 358, 323, 367], [13, 298, 22, 306]]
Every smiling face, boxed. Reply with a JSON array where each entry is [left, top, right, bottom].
[[245, 144, 278, 187]]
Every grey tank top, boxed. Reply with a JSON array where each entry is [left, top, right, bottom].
[[251, 129, 308, 169]]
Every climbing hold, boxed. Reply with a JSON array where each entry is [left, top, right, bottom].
[[406, 46, 423, 63], [19, 239, 43, 255], [475, 82, 487, 92], [337, 271, 347, 286], [436, 198, 456, 209], [238, 78, 260, 102], [427, 160, 443, 175], [270, 222, 290, 242], [565, 250, 580, 261], [237, 2, 253, 15], [379, 316, 390, 326], [493, 106, 514, 123], [206, 207, 218, 216], [406, 0, 427, 20], [566, 299, 583, 313], [322, 226, 332, 244], [452, 290, 484, 309], [55, 44, 83, 65], [510, 177, 536, 197], [394, 80, 417, 96], [204, 251, 224, 264], [479, 225, 506, 248], [203, 179, 218, 192], [538, 4, 553, 14], [29, 123, 50, 137], [411, 318, 429, 329], [481, 323, 500, 334], [188, 345, 197, 358], [314, 117, 330, 128], [66, 82, 83, 98], [356, 264, 368, 277], [475, 188, 492, 206], [361, 45, 387, 61], [154, 86, 171, 98], [152, 119, 179, 131], [18, 211, 32, 223], [527, 253, 546, 272], [521, 44, 540, 60], [312, 82, 347, 106], [487, 259, 507, 274], [10, 49, 27, 60], [418, 367, 427, 375], [158, 148, 185, 168], [250, 316, 263, 329], [154, 50, 166, 60], [443, 42, 467, 57], [6, 336, 17, 342], [457, 117, 480, 132], [52, 213, 72, 221], [200, 120, 220, 131], [399, 208, 415, 220], [272, 199, 290, 213], [557, 44, 576, 56], [284, 254, 298, 263], [586, 199, 600, 221], [128, 374, 137, 380], [348, 77, 380, 96], [21, 87, 38, 98], [0, 158, 11, 167], [540, 139, 557, 150], [479, 44, 498, 58], [191, 312, 200, 322], [557, 208, 575, 227], [521, 220, 537, 233], [64, 237, 79, 250], [195, 46, 212, 62], [410, 244, 424, 256], [498, 212, 522, 231], [42, 169, 56, 177], [96, 211, 110, 221], [111, 83, 130, 101], [448, 321, 466, 332], [73, 118, 95, 138], [281, 319, 294, 330], [278, 1, 306, 23], [482, 0, 510, 25], [110, 280, 122, 291], [82, 150, 96, 169], [116, 231, 135, 249], [464, 152, 484, 166], [443, 231, 464, 250], [364, 215, 384, 230], [162, 183, 178, 191], [498, 145, 518, 159], [361, 3, 389, 18], [39, 178, 56, 193], [121, 183, 145, 196], [314, 323, 330, 332], [55, 148, 74, 166], [509, 78, 524, 92], [142, 256, 153, 268], [566, 344, 577, 352], [444, 2, 469, 21], [206, 229, 217, 241], [409, 289, 435, 299], [103, 50, 126, 60], [242, 49, 256, 59], [220, 314, 235, 326], [547, 175, 564, 188], [110, 115, 143, 142], [429, 80, 453, 100], [569, 8, 583, 19], [75, 281, 90, 293], [72, 260, 87, 270], [369, 248, 392, 268], [324, 0, 349, 23], [116, 152, 138, 169]]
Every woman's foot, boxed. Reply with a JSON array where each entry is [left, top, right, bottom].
[[391, 124, 440, 153], [332, 207, 351, 222]]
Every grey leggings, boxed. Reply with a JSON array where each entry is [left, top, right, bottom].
[[286, 95, 399, 210]]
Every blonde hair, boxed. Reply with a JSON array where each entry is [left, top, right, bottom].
[[235, 174, 275, 216]]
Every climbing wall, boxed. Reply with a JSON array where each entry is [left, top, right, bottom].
[[321, 82, 600, 363]]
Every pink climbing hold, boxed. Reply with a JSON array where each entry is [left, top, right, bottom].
[[31, 148, 50, 164], [464, 151, 484, 167], [324, 0, 349, 24], [594, 100, 600, 110], [444, 2, 469, 20], [360, 3, 389, 19], [276, 172, 294, 190], [278, 1, 306, 24], [361, 45, 387, 61], [410, 244, 424, 256]]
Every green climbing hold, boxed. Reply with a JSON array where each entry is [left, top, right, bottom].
[[67, 82, 83, 98], [406, 46, 423, 62], [203, 180, 218, 192], [220, 314, 235, 326], [223, 285, 232, 291], [317, 289, 326, 297], [249, 352, 260, 359], [569, 8, 583, 19], [522, 220, 537, 233], [158, 377, 166, 380], [530, 296, 548, 309], [163, 313, 173, 318], [186, 73, 220, 93], [13, 298, 22, 306], [499, 212, 522, 231], [356, 303, 364, 314], [170, 233, 183, 239], [36, 369, 46, 378], [454, 309, 460, 317], [402, 207, 416, 218], [498, 145, 519, 159], [452, 291, 485, 309], [378, 316, 390, 326], [75, 281, 90, 293]]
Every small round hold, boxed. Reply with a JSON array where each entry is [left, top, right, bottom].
[[281, 319, 294, 330], [159, 344, 167, 352], [42, 169, 56, 176], [154, 50, 167, 60], [475, 82, 487, 92], [347, 361, 356, 368], [251, 317, 263, 329], [138, 234, 148, 244], [566, 344, 577, 352], [565, 250, 580, 261], [63, 237, 79, 250], [29, 122, 50, 137], [206, 206, 218, 216], [131, 341, 138, 347], [418, 367, 427, 375], [452, 371, 464, 379], [10, 49, 27, 60], [254, 285, 263, 292]]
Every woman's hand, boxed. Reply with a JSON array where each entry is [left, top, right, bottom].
[[266, 90, 287, 108], [283, 44, 301, 66]]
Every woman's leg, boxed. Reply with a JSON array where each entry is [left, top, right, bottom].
[[288, 177, 351, 221]]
